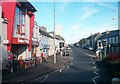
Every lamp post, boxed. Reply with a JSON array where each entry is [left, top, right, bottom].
[[53, 0, 56, 64]]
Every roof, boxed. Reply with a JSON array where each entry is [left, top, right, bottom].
[[99, 30, 119, 40], [39, 29, 54, 39], [86, 33, 99, 39], [18, 0, 37, 12], [56, 35, 65, 41]]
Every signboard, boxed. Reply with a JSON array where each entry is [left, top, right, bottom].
[[3, 40, 9, 44]]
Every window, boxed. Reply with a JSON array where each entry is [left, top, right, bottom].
[[114, 37, 116, 43], [98, 42, 101, 47], [116, 37, 118, 43], [15, 7, 25, 35], [109, 38, 110, 44], [112, 37, 115, 44]]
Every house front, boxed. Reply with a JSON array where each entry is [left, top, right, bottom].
[[39, 28, 50, 58], [1, 0, 36, 69], [97, 30, 120, 58]]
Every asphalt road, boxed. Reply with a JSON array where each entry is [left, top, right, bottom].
[[30, 47, 98, 83]]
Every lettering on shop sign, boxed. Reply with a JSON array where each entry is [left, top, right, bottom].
[[18, 38, 29, 43]]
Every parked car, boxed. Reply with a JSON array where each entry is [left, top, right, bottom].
[[66, 47, 71, 50], [89, 47, 94, 51]]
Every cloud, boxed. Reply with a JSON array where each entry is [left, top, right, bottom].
[[65, 23, 81, 44], [96, 2, 118, 11], [65, 21, 118, 44], [60, 1, 69, 12], [78, 6, 99, 21], [55, 24, 62, 34], [70, 23, 81, 31], [84, 23, 118, 35]]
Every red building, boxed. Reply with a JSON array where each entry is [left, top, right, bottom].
[[1, 0, 36, 69]]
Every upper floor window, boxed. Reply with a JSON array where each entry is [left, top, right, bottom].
[[15, 7, 25, 35], [109, 38, 111, 44], [98, 41, 102, 47], [112, 37, 115, 44]]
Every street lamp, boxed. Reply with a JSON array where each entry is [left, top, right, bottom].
[[53, 0, 56, 64]]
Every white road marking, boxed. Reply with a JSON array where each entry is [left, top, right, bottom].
[[93, 76, 99, 84], [78, 49, 96, 58], [92, 62, 100, 84], [41, 74, 49, 82], [70, 57, 74, 59]]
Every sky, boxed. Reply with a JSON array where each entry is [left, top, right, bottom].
[[28, 0, 118, 44]]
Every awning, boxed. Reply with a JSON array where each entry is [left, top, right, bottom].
[[18, 0, 37, 12]]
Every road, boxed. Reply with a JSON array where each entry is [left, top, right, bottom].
[[30, 47, 98, 83]]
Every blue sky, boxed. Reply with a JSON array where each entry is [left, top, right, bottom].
[[29, 1, 118, 44]]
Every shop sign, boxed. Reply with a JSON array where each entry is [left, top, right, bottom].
[[3, 40, 9, 45]]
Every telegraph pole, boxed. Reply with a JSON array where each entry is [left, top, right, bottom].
[[53, 0, 56, 64]]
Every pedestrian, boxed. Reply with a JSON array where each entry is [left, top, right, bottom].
[[32, 53, 36, 66], [13, 57, 18, 71], [7, 52, 13, 73], [40, 52, 48, 63], [18, 56, 25, 68]]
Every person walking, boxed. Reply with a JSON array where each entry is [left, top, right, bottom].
[[40, 52, 48, 63], [7, 52, 13, 73]]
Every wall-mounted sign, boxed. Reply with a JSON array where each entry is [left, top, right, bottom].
[[3, 40, 9, 44]]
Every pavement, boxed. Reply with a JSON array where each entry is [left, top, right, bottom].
[[2, 53, 71, 83]]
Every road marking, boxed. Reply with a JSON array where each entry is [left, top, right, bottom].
[[78, 49, 96, 58], [66, 66, 69, 69], [92, 62, 100, 84], [93, 76, 99, 84], [41, 74, 49, 82], [71, 63, 73, 65]]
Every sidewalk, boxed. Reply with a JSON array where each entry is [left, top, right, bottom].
[[2, 54, 71, 83]]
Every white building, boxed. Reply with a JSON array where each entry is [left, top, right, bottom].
[[32, 22, 40, 61]]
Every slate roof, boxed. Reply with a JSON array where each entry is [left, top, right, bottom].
[[39, 29, 54, 39], [98, 30, 119, 40]]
